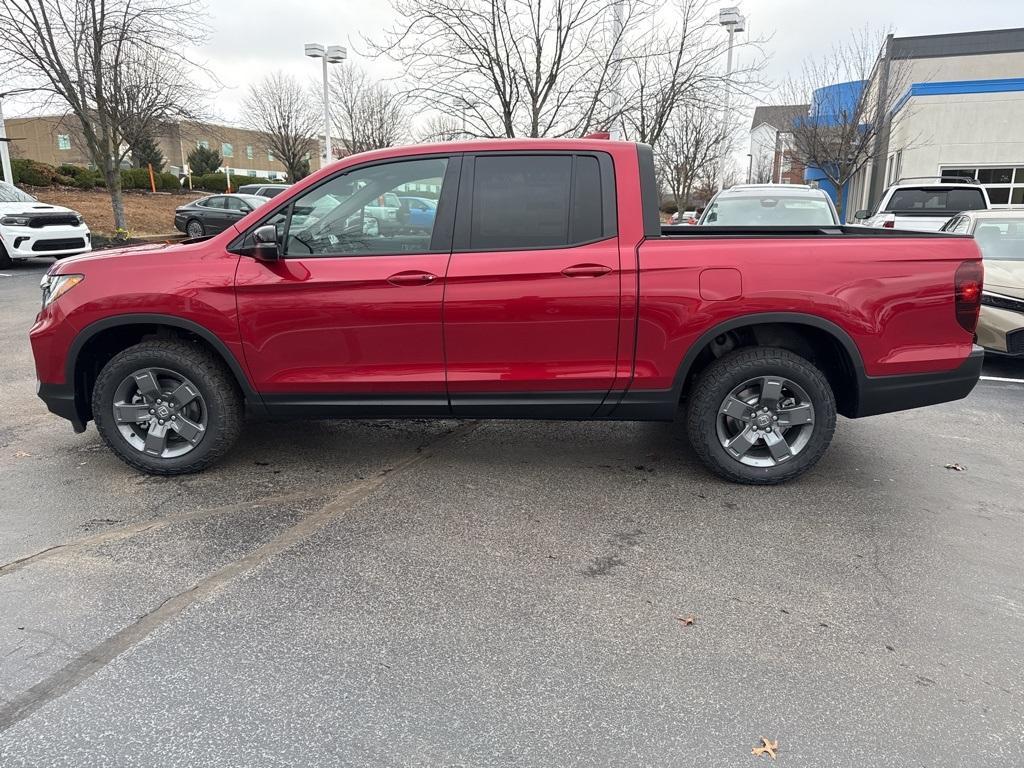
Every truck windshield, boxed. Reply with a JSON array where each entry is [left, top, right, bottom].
[[702, 196, 836, 226], [974, 218, 1024, 261], [885, 187, 987, 214]]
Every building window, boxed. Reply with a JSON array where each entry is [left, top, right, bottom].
[[267, 150, 275, 162], [246, 145, 254, 160], [222, 143, 233, 158], [57, 134, 71, 150], [197, 140, 209, 149], [941, 166, 1024, 209]]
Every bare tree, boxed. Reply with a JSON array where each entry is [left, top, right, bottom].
[[0, 0, 208, 231], [111, 51, 207, 169], [373, 0, 649, 138], [328, 64, 406, 154], [750, 151, 774, 183], [655, 100, 727, 210], [243, 72, 320, 182], [617, 0, 765, 146], [780, 27, 910, 217], [415, 114, 465, 143]]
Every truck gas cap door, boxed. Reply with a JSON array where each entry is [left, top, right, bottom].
[[699, 268, 742, 301]]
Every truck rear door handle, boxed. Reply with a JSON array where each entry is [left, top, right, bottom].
[[387, 271, 438, 286], [561, 264, 612, 278]]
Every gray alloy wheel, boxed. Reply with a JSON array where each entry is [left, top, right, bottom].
[[186, 219, 205, 238], [715, 375, 815, 467], [111, 367, 208, 458]]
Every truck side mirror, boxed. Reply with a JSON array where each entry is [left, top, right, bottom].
[[853, 209, 869, 220], [251, 224, 281, 261]]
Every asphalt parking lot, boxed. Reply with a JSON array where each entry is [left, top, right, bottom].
[[1, 259, 1022, 766]]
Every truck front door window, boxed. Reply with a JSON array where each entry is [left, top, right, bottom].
[[282, 158, 448, 256]]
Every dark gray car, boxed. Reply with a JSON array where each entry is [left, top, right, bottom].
[[174, 194, 269, 238]]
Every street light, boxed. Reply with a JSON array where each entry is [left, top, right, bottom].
[[716, 7, 745, 191], [305, 43, 347, 167]]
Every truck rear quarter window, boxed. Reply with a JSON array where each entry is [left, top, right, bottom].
[[469, 154, 605, 250]]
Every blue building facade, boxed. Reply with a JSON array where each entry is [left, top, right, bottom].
[[801, 80, 867, 212]]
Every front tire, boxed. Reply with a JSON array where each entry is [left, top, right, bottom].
[[0, 243, 12, 269], [686, 347, 836, 485], [92, 340, 243, 475]]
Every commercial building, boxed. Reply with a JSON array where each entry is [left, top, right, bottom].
[[4, 116, 327, 180], [749, 27, 1024, 220], [850, 27, 1024, 217]]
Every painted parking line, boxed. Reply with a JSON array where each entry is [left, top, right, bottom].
[[0, 273, 12, 278], [979, 375, 1024, 384]]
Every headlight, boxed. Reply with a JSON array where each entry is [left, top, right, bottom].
[[1, 215, 31, 226], [40, 273, 84, 308]]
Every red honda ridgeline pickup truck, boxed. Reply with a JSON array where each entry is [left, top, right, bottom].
[[30, 139, 985, 484]]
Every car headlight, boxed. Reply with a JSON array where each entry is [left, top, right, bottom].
[[1, 215, 31, 226], [40, 273, 84, 308]]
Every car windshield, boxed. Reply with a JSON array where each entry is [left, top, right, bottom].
[[0, 181, 36, 203], [884, 187, 987, 214], [702, 195, 836, 226], [973, 218, 1024, 261]]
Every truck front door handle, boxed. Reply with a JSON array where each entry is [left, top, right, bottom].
[[387, 271, 438, 286], [561, 264, 612, 278]]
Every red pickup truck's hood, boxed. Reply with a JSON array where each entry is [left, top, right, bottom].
[[54, 239, 203, 270]]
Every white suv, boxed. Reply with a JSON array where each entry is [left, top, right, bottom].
[[0, 181, 91, 268], [854, 178, 990, 232]]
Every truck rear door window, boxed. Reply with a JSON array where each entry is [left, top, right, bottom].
[[469, 154, 605, 250], [885, 187, 986, 213]]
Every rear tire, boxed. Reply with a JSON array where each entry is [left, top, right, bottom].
[[92, 340, 243, 475], [186, 219, 205, 238], [685, 347, 836, 485]]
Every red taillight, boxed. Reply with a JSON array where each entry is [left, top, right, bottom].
[[954, 260, 984, 333]]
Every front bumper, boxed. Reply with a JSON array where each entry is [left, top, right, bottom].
[[852, 345, 985, 417], [977, 305, 1024, 355], [1, 225, 92, 259]]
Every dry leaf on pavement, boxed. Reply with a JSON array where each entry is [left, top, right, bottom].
[[752, 738, 778, 759], [944, 463, 966, 471], [676, 614, 696, 626]]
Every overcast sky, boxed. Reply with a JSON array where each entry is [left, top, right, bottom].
[[6, 0, 1024, 127]]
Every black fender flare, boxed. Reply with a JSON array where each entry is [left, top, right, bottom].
[[670, 311, 867, 401], [67, 313, 263, 409]]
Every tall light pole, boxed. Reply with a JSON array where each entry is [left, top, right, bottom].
[[716, 7, 745, 191], [608, 0, 624, 140], [305, 43, 346, 168]]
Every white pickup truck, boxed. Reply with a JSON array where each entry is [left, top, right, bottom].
[[853, 177, 991, 232]]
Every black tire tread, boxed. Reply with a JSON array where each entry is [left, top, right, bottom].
[[92, 340, 242, 475], [0, 243, 12, 269], [686, 346, 837, 485]]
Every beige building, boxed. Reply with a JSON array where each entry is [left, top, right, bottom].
[[846, 28, 1024, 219], [6, 115, 326, 180]]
